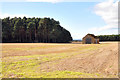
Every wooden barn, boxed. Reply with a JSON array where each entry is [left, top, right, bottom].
[[82, 34, 99, 44]]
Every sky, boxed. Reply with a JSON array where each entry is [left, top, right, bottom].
[[0, 0, 119, 39]]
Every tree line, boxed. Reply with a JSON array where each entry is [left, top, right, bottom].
[[2, 17, 73, 43], [97, 34, 120, 41]]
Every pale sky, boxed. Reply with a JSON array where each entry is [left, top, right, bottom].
[[0, 0, 118, 39]]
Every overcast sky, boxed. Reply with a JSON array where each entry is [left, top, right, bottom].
[[0, 0, 118, 39]]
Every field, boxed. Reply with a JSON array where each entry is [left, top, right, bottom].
[[2, 42, 118, 78]]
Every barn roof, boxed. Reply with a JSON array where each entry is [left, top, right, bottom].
[[83, 33, 99, 39], [87, 34, 97, 38]]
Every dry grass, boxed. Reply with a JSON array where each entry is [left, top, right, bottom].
[[2, 42, 118, 78]]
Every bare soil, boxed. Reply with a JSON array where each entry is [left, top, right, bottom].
[[2, 42, 118, 77]]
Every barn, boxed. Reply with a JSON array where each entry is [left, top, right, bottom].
[[82, 34, 99, 44]]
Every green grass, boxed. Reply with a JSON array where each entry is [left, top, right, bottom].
[[21, 70, 102, 78], [2, 44, 110, 78]]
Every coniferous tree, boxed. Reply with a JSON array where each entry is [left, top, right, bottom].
[[2, 17, 73, 43]]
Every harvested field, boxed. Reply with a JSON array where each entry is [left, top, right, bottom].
[[2, 42, 118, 78]]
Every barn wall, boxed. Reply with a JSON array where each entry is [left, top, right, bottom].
[[82, 35, 95, 44]]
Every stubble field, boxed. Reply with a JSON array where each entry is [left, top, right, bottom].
[[1, 42, 118, 78]]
